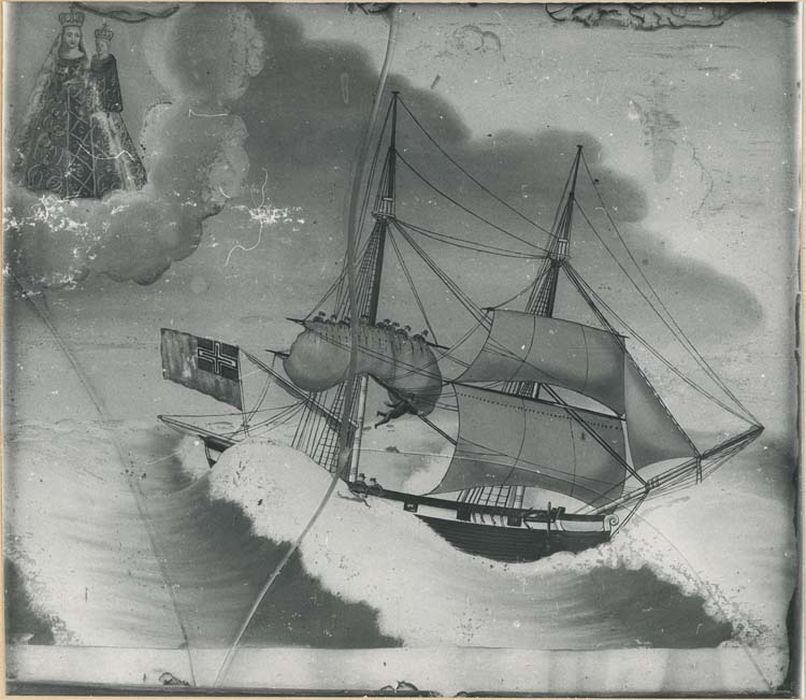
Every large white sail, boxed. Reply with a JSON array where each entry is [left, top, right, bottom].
[[456, 309, 626, 412], [454, 309, 698, 471], [429, 384, 627, 507]]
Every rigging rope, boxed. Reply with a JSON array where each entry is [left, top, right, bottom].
[[549, 152, 577, 235], [396, 217, 545, 259], [308, 274, 344, 320], [386, 226, 440, 344], [492, 275, 551, 310], [391, 219, 487, 325], [431, 318, 490, 370], [564, 258, 752, 424], [397, 96, 557, 242], [245, 402, 305, 435], [357, 100, 394, 236], [330, 105, 392, 313], [242, 374, 272, 426], [160, 401, 302, 421], [396, 152, 549, 255], [322, 234, 376, 319], [578, 154, 758, 424]]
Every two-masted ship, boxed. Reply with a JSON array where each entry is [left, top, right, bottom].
[[159, 92, 762, 562]]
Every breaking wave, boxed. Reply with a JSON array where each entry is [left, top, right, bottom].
[[5, 419, 793, 688]]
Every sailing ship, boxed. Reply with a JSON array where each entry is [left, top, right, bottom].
[[159, 92, 763, 563]]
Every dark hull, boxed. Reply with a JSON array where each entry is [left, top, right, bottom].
[[416, 514, 610, 563]]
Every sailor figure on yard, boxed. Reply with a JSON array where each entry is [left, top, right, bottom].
[[367, 477, 382, 495]]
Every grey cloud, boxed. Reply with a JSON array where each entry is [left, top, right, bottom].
[[224, 7, 760, 342]]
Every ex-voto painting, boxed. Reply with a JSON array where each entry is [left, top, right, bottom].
[[3, 1, 800, 696]]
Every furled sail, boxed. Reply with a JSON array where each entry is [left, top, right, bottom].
[[455, 309, 698, 468], [283, 319, 443, 417], [430, 384, 627, 507]]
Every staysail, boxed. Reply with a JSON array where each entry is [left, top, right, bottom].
[[623, 353, 697, 467], [455, 309, 698, 469], [429, 384, 627, 507]]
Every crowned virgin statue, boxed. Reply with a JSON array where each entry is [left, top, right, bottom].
[[12, 11, 146, 200]]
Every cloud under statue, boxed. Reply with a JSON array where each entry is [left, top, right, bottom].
[[5, 4, 264, 289]]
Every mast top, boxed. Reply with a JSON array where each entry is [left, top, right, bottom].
[[373, 94, 398, 220]]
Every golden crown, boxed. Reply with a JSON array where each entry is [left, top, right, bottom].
[[95, 22, 113, 41], [58, 10, 85, 28]]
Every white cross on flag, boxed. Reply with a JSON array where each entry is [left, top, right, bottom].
[[160, 328, 243, 409]]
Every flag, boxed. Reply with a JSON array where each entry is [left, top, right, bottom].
[[160, 329, 243, 410]]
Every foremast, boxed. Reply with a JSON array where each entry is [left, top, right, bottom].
[[290, 93, 400, 476]]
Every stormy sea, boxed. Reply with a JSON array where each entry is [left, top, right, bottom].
[[4, 411, 796, 692]]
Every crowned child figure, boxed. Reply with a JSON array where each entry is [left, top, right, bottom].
[[90, 22, 123, 112], [88, 21, 147, 197]]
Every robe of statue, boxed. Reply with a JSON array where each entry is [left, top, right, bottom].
[[13, 48, 96, 199], [13, 35, 147, 200]]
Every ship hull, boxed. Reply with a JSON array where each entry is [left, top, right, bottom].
[[355, 484, 613, 562], [416, 514, 610, 562]]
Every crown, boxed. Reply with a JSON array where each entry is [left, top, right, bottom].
[[58, 10, 85, 28], [95, 22, 113, 41]]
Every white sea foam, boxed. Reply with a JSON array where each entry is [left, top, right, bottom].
[[5, 420, 196, 648], [206, 436, 794, 690], [5, 417, 793, 690]]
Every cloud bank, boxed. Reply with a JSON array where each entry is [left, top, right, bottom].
[[226, 6, 761, 343]]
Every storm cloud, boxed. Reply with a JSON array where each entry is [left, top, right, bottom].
[[5, 4, 764, 343], [226, 6, 762, 342]]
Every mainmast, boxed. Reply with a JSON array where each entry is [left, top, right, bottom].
[[510, 144, 583, 401], [348, 92, 399, 481], [291, 93, 399, 476]]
